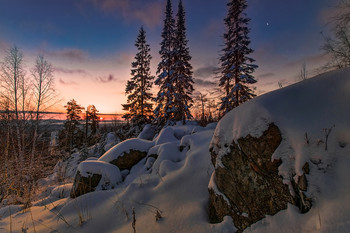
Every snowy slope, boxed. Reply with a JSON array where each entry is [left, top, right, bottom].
[[211, 68, 350, 232], [1, 68, 350, 233]]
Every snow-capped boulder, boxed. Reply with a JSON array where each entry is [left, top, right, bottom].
[[70, 160, 122, 198], [99, 138, 155, 170]]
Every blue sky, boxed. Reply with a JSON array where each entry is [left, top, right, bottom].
[[0, 0, 341, 113]]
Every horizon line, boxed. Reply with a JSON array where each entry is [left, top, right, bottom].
[[0, 110, 124, 116]]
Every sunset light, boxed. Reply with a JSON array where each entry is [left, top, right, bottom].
[[0, 0, 334, 115], [0, 0, 348, 232]]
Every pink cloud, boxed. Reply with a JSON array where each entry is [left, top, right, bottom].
[[59, 78, 78, 86], [54, 67, 88, 75], [96, 74, 117, 83], [87, 0, 163, 28], [133, 2, 163, 28], [46, 48, 89, 62]]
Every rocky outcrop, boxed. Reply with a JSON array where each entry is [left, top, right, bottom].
[[70, 171, 102, 198], [109, 149, 147, 170], [209, 123, 311, 232]]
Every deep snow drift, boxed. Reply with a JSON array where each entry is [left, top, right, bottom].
[[1, 68, 350, 233]]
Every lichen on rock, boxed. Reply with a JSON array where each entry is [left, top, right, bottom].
[[208, 123, 311, 232]]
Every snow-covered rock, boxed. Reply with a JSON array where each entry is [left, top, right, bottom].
[[70, 160, 122, 198], [99, 138, 155, 164], [209, 68, 350, 232], [209, 123, 309, 232]]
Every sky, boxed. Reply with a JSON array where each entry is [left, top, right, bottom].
[[0, 0, 342, 114]]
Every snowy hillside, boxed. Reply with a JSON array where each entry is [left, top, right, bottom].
[[1, 68, 350, 233], [210, 68, 350, 232]]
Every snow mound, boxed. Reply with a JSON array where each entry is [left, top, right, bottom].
[[138, 124, 157, 140], [77, 160, 122, 190], [154, 127, 179, 145], [99, 138, 155, 163]]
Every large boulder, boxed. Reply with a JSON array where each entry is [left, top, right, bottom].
[[70, 160, 122, 198], [70, 171, 102, 198], [99, 138, 155, 170], [109, 149, 148, 170], [208, 123, 311, 232]]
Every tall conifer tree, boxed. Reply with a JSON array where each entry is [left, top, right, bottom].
[[173, 0, 194, 124], [123, 27, 154, 125], [154, 0, 176, 124], [219, 0, 258, 115]]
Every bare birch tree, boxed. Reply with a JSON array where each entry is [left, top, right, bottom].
[[0, 45, 26, 161], [30, 55, 56, 167]]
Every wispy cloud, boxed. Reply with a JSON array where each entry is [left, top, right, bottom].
[[284, 53, 329, 69], [96, 74, 117, 83], [54, 67, 88, 75], [194, 78, 216, 88], [48, 48, 89, 61], [59, 78, 78, 86], [258, 72, 275, 78], [86, 0, 163, 28], [194, 65, 218, 79]]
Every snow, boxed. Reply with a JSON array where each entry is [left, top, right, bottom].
[[211, 68, 350, 178], [99, 138, 155, 163], [137, 124, 157, 140], [154, 127, 178, 145], [1, 69, 350, 232], [50, 184, 73, 199], [77, 160, 122, 190], [210, 68, 350, 232], [103, 132, 119, 152]]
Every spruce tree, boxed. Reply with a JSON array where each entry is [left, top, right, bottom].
[[123, 27, 154, 125], [88, 105, 99, 135], [154, 0, 176, 125], [61, 99, 84, 151], [173, 0, 194, 124], [219, 0, 258, 115]]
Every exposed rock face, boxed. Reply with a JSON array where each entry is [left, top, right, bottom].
[[209, 123, 311, 232], [70, 149, 147, 198], [292, 162, 312, 213], [109, 149, 147, 170], [70, 171, 102, 198]]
